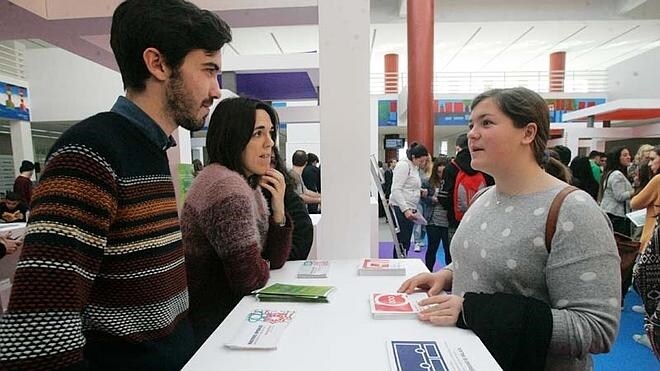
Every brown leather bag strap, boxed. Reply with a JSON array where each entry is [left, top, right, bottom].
[[545, 186, 580, 252]]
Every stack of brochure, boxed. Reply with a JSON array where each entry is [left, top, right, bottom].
[[297, 260, 330, 278], [253, 283, 336, 303], [370, 292, 429, 319], [387, 340, 450, 371], [225, 308, 295, 350], [358, 259, 406, 276]]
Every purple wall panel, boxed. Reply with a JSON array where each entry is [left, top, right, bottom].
[[233, 72, 318, 101]]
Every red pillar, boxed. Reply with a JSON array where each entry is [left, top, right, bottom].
[[384, 53, 399, 94], [549, 51, 566, 92], [406, 0, 434, 154]]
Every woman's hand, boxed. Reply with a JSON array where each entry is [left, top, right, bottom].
[[398, 270, 452, 296], [404, 209, 417, 221], [418, 294, 464, 326], [260, 169, 286, 224], [0, 232, 23, 255]]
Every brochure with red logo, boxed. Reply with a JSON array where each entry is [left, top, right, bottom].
[[370, 292, 428, 319], [358, 259, 406, 276]]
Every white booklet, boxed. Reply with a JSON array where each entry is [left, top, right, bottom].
[[224, 309, 295, 350], [626, 209, 647, 228], [297, 260, 329, 278], [358, 259, 406, 276], [370, 292, 429, 319]]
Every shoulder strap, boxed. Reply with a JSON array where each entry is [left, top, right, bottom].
[[545, 186, 580, 252], [468, 185, 493, 207]]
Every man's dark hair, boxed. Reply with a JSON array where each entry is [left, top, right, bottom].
[[406, 142, 429, 160], [551, 145, 571, 166], [588, 150, 601, 159], [306, 153, 319, 166], [206, 97, 279, 184], [19, 160, 34, 172], [5, 192, 21, 202], [110, 0, 232, 91], [455, 133, 468, 150], [292, 150, 308, 167]]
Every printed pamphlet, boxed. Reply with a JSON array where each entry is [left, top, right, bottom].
[[358, 259, 406, 276], [225, 308, 295, 350], [626, 209, 646, 228], [297, 260, 329, 278], [370, 292, 428, 319], [253, 283, 336, 303]]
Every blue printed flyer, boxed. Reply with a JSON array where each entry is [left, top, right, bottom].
[[388, 340, 449, 371]]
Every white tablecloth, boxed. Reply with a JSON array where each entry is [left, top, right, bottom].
[[183, 259, 501, 371]]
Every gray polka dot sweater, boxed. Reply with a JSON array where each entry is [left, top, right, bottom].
[[450, 185, 621, 371]]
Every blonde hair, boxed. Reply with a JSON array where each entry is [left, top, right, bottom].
[[635, 144, 654, 163]]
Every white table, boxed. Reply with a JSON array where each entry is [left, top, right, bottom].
[[0, 222, 26, 313], [183, 259, 501, 371]]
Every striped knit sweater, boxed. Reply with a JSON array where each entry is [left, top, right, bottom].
[[181, 164, 292, 347], [0, 112, 192, 370]]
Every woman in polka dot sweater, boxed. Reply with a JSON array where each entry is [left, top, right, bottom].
[[400, 87, 620, 371]]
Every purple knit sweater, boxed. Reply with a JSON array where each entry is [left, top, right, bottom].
[[180, 163, 292, 347]]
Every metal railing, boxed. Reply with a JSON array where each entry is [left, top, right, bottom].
[[371, 70, 608, 94]]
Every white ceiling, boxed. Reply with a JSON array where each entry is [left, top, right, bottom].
[[226, 19, 660, 73]]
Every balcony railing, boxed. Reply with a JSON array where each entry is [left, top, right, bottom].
[[372, 70, 608, 94]]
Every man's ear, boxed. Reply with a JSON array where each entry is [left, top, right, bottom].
[[521, 122, 538, 145], [143, 47, 171, 82]]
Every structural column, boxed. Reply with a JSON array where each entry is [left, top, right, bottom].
[[318, 0, 371, 259], [384, 53, 399, 94], [549, 51, 566, 92], [9, 120, 34, 176], [407, 0, 434, 153]]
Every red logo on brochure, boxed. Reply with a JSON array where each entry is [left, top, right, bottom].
[[372, 293, 415, 312], [363, 259, 391, 269]]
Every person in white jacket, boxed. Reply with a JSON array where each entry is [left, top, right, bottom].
[[389, 142, 429, 258], [598, 146, 634, 235]]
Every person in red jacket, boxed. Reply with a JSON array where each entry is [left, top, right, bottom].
[[13, 160, 34, 205]]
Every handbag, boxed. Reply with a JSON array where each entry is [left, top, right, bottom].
[[616, 232, 641, 275]]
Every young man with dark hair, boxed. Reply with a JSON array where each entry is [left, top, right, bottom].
[[0, 192, 29, 223], [13, 160, 34, 205], [589, 150, 605, 183], [290, 150, 321, 208], [0, 1, 231, 370], [439, 133, 491, 243], [302, 152, 321, 213]]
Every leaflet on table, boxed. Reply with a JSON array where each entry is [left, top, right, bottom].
[[253, 283, 336, 303], [626, 209, 646, 227], [388, 339, 500, 371], [370, 292, 428, 319], [225, 309, 295, 350], [358, 258, 406, 276], [297, 260, 329, 278]]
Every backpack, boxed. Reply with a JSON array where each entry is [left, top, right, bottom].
[[452, 159, 487, 222]]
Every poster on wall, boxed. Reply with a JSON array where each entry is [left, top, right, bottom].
[[547, 98, 606, 123], [378, 100, 398, 126], [435, 99, 472, 125], [378, 97, 606, 127], [0, 82, 30, 121]]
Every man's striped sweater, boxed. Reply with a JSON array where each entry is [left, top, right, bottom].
[[0, 111, 193, 370]]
